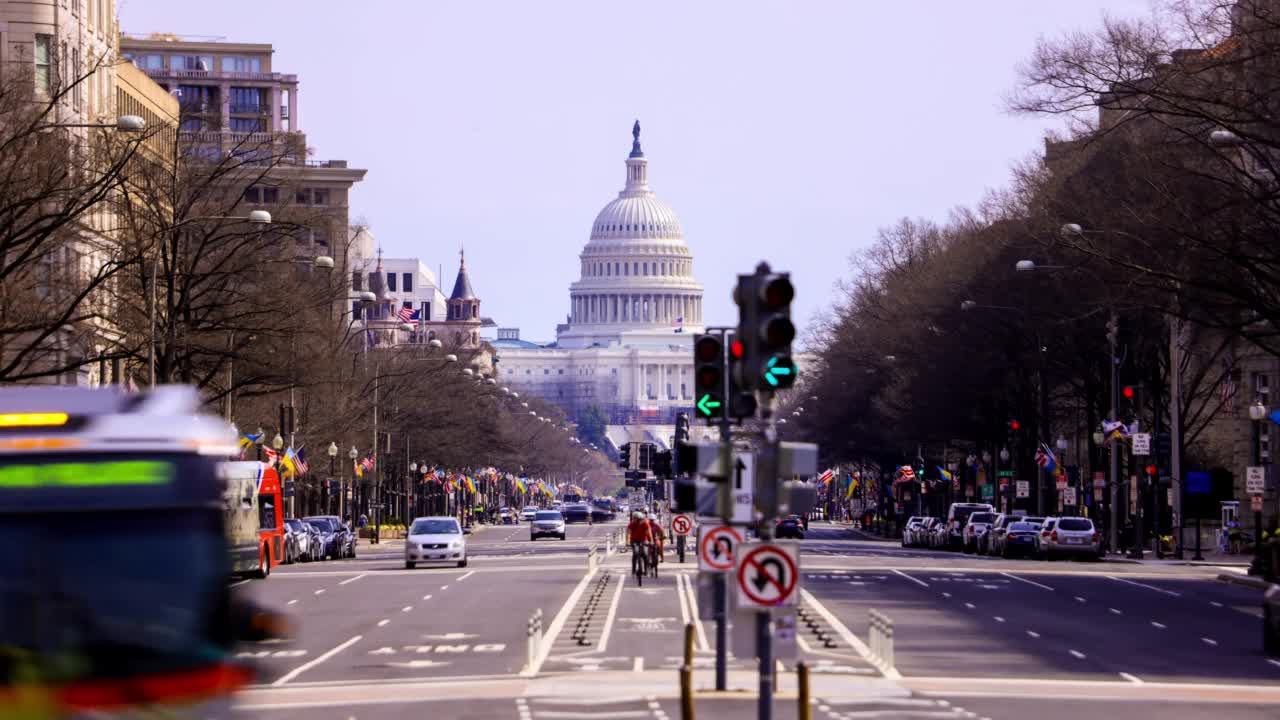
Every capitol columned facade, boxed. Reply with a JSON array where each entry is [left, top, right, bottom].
[[494, 123, 715, 449]]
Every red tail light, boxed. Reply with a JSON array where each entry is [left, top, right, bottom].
[[1051, 531, 1059, 541], [1092, 532, 1100, 542]]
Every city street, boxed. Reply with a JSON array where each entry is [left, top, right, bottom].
[[227, 519, 1280, 719]]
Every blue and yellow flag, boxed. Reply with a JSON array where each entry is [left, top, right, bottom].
[[937, 466, 954, 483], [280, 448, 298, 479], [238, 432, 263, 450]]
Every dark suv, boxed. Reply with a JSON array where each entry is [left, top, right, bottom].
[[304, 515, 356, 559]]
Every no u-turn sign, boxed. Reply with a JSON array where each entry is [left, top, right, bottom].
[[735, 541, 800, 608]]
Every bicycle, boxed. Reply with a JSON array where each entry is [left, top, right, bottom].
[[648, 541, 660, 579], [632, 541, 649, 586]]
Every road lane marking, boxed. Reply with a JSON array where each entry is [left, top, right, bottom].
[[423, 595, 433, 600], [313, 589, 325, 595], [1120, 672, 1143, 684], [229, 579, 251, 588], [1109, 608, 1122, 615], [287, 599, 298, 605], [801, 589, 897, 680], [1108, 576, 1180, 597], [377, 619, 389, 627], [632, 657, 644, 672], [440, 585, 450, 591], [595, 572, 627, 654], [458, 571, 475, 581], [271, 635, 362, 686], [1026, 630, 1040, 638], [675, 572, 690, 628], [964, 603, 975, 610], [941, 592, 951, 598], [1202, 637, 1217, 646], [893, 569, 928, 587], [338, 574, 365, 586], [1075, 596, 1087, 603], [523, 565, 598, 676], [1210, 601, 1224, 607], [1269, 659, 1280, 669], [1151, 621, 1166, 629], [1069, 650, 1086, 659], [402, 606, 413, 613], [1000, 572, 1054, 591], [993, 616, 1005, 623]]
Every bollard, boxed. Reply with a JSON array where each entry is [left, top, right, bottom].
[[680, 664, 695, 720], [867, 609, 895, 672], [797, 662, 811, 720], [684, 623, 695, 667]]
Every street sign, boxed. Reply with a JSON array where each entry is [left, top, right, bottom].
[[1093, 471, 1106, 489], [980, 484, 993, 500], [1253, 495, 1264, 512], [1056, 477, 1068, 490], [698, 523, 744, 573], [1132, 433, 1151, 455], [996, 470, 1014, 477], [671, 514, 693, 536], [736, 541, 800, 608], [1015, 481, 1030, 498], [729, 451, 755, 524], [1247, 466, 1266, 495], [1063, 488, 1076, 506]]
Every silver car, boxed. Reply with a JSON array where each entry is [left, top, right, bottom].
[[531, 510, 567, 541], [405, 516, 468, 569], [1041, 516, 1101, 559]]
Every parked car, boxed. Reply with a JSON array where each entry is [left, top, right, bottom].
[[1034, 518, 1059, 558], [929, 518, 951, 548], [284, 518, 316, 563], [1001, 521, 1042, 558], [531, 510, 567, 541], [521, 506, 539, 522], [963, 512, 999, 554], [902, 516, 925, 547], [776, 515, 806, 539], [944, 503, 994, 550], [912, 517, 937, 547], [304, 515, 356, 559], [985, 513, 1026, 556], [405, 516, 468, 569], [499, 507, 517, 525], [1041, 516, 1101, 560]]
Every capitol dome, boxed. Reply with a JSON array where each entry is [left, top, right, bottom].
[[559, 122, 705, 349]]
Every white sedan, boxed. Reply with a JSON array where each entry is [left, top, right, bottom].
[[521, 506, 539, 522], [405, 516, 468, 569]]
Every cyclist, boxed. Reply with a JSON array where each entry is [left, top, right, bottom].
[[627, 511, 653, 576], [647, 511, 665, 565]]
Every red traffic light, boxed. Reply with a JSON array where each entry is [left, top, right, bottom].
[[1145, 464, 1157, 476], [1122, 386, 1135, 399], [730, 340, 744, 359], [1009, 420, 1020, 431]]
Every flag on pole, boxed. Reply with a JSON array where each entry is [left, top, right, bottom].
[[238, 432, 263, 450], [937, 466, 954, 483], [354, 459, 364, 478], [464, 475, 477, 493], [672, 316, 684, 333], [817, 469, 834, 485], [280, 448, 298, 479], [515, 478, 527, 494], [1034, 444, 1057, 474], [845, 476, 859, 499], [262, 447, 279, 467], [295, 447, 310, 476]]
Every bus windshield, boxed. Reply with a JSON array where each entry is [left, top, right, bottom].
[[0, 458, 232, 687]]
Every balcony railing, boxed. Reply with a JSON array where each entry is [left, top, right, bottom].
[[229, 104, 269, 115], [140, 67, 298, 83]]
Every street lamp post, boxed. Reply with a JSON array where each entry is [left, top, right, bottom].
[[1056, 435, 1069, 515], [328, 442, 339, 516], [999, 447, 1011, 514], [349, 446, 360, 523], [1250, 400, 1268, 541]]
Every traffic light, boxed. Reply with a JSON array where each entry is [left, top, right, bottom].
[[1122, 386, 1135, 400], [639, 442, 655, 471], [734, 263, 797, 392], [726, 331, 758, 420], [618, 442, 632, 470], [653, 450, 673, 478], [693, 333, 725, 421]]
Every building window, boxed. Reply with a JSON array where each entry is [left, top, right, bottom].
[[352, 271, 363, 291], [544, 369, 550, 375], [633, 262, 639, 275], [223, 56, 262, 73], [558, 369, 564, 375], [229, 86, 265, 114], [420, 302, 430, 321], [228, 117, 265, 133], [133, 53, 164, 70], [402, 301, 412, 310], [387, 273, 397, 292], [34, 35, 53, 93], [177, 84, 216, 112], [680, 383, 687, 398], [241, 187, 278, 204], [402, 273, 413, 293], [312, 189, 329, 205], [171, 55, 213, 72], [472, 305, 479, 319]]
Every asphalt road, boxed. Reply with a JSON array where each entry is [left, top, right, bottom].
[[222, 518, 1279, 719]]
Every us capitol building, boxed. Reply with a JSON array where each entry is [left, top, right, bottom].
[[493, 122, 716, 450]]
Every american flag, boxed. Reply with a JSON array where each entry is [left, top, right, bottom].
[[672, 316, 684, 333], [398, 306, 420, 325], [295, 447, 310, 476], [1221, 358, 1238, 415]]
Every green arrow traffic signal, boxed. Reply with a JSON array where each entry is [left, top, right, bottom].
[[763, 355, 797, 388], [696, 393, 723, 417]]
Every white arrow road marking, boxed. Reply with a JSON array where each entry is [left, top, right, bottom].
[[421, 632, 477, 640], [271, 635, 361, 686], [386, 660, 451, 669]]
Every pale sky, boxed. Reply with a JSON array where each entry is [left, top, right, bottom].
[[119, 0, 1151, 344]]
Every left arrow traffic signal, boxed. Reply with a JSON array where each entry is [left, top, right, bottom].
[[694, 333, 725, 421]]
